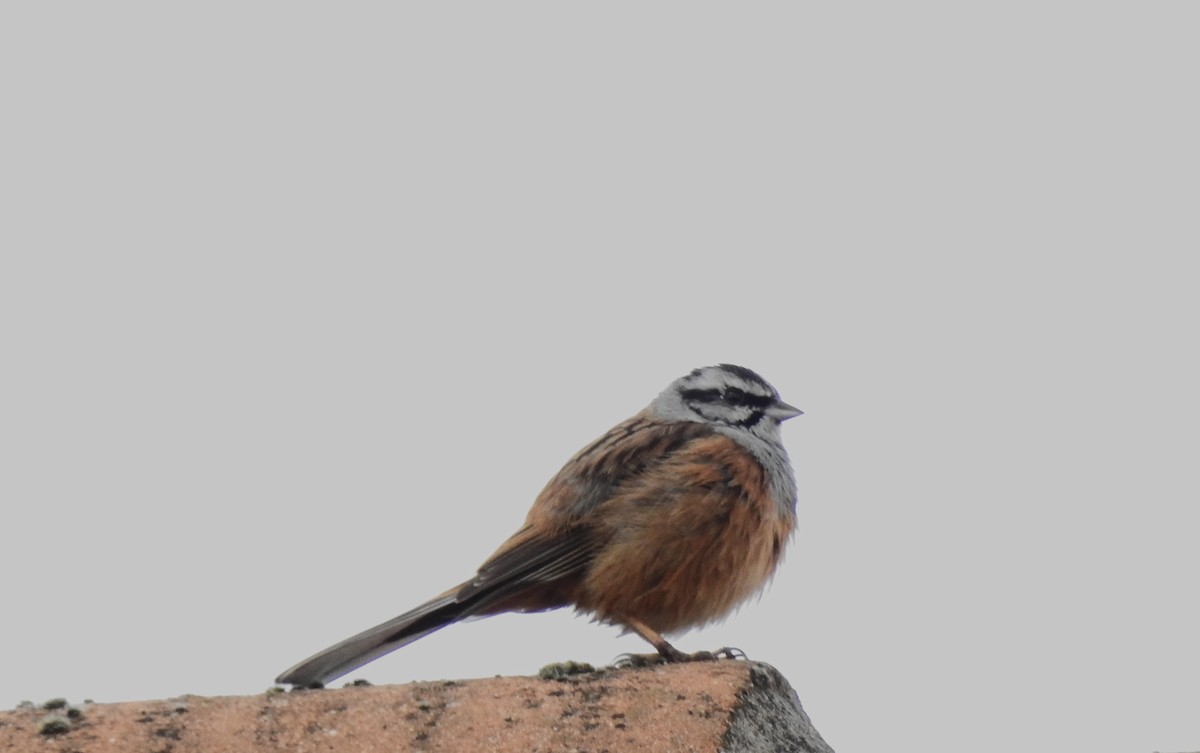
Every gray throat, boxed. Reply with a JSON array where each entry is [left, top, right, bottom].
[[714, 425, 798, 519]]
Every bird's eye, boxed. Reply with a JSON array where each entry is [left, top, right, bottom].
[[724, 387, 746, 403]]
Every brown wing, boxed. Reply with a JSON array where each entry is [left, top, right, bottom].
[[457, 413, 718, 614]]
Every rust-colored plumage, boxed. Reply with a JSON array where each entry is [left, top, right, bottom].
[[277, 365, 801, 686]]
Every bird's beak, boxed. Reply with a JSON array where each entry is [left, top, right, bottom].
[[767, 401, 803, 421]]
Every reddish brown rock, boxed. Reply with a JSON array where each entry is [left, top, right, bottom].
[[0, 661, 832, 753]]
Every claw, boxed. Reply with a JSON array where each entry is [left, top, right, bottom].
[[612, 646, 748, 668]]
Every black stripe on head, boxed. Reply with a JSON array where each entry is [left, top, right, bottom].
[[723, 386, 775, 410], [734, 410, 767, 428], [716, 364, 772, 392], [677, 365, 781, 428], [678, 387, 721, 403]]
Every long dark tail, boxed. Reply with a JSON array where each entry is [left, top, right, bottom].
[[275, 582, 475, 687]]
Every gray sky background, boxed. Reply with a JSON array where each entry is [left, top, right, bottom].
[[2, 6, 1197, 753]]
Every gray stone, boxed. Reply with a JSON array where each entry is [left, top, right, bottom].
[[722, 662, 836, 753]]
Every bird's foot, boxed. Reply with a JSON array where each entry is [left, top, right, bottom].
[[612, 646, 748, 668], [672, 646, 748, 662]]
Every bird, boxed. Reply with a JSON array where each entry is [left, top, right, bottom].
[[276, 364, 802, 687]]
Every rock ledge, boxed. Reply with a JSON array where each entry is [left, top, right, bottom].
[[0, 660, 833, 753]]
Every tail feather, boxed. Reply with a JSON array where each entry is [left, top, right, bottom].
[[275, 584, 471, 687], [276, 531, 586, 686]]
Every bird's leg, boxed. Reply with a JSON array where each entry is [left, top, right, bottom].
[[622, 616, 688, 664], [613, 617, 747, 667]]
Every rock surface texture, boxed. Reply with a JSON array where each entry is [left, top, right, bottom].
[[0, 660, 833, 753]]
